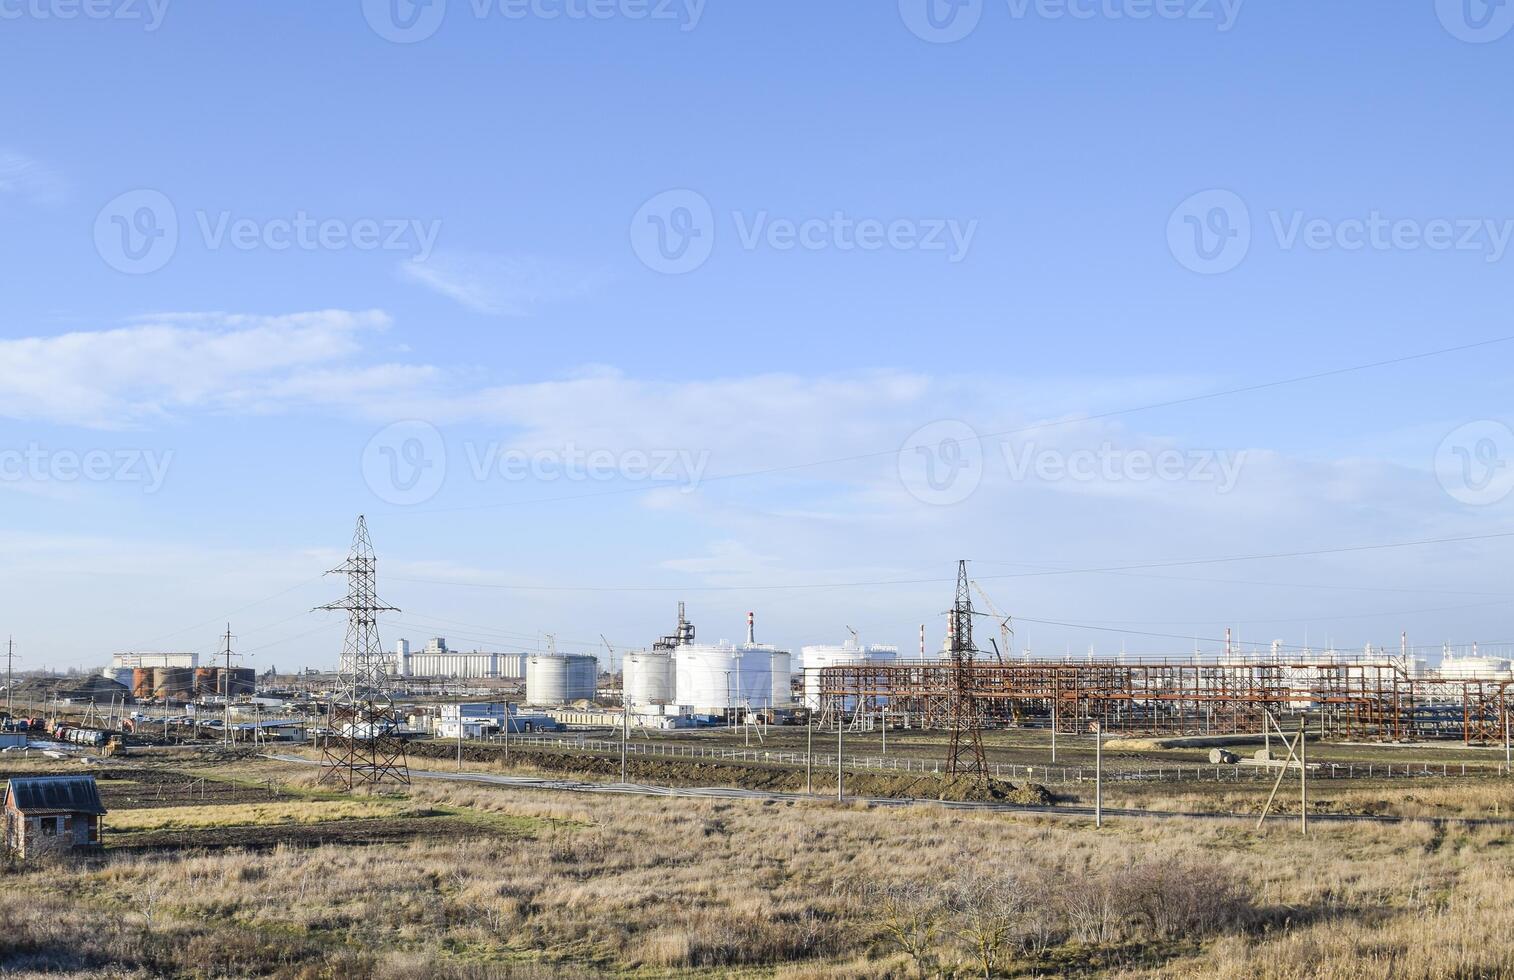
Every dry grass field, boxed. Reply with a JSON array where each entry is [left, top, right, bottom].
[[3, 752, 1514, 978]]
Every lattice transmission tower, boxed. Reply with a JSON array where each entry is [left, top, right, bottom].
[[945, 559, 988, 783], [318, 515, 409, 788]]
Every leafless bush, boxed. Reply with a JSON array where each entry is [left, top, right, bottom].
[[859, 879, 946, 979], [943, 865, 1035, 978], [1108, 858, 1254, 940]]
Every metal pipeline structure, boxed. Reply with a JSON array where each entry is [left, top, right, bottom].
[[814, 660, 1513, 744]]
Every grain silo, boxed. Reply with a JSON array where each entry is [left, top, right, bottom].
[[526, 654, 598, 706], [802, 640, 898, 709], [623, 650, 674, 707]]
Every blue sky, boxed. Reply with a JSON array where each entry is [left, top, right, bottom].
[[2, 0, 1513, 672]]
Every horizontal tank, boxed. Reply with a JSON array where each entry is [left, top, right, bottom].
[[526, 654, 598, 706], [674, 643, 774, 714], [624, 650, 674, 707], [802, 641, 899, 710]]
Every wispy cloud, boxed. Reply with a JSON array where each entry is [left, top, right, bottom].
[[0, 149, 66, 204], [0, 310, 391, 428], [399, 250, 604, 316]]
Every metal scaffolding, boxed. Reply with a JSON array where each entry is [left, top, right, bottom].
[[815, 659, 1511, 744]]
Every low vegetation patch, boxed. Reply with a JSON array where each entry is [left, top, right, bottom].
[[107, 798, 406, 832]]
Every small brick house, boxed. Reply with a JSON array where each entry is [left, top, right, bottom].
[[3, 775, 106, 859]]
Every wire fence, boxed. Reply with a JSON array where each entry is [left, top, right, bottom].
[[475, 733, 1506, 786]]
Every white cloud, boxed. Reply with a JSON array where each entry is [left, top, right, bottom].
[[399, 251, 604, 316], [0, 149, 65, 205], [0, 310, 391, 428]]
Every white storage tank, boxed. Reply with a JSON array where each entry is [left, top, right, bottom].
[[802, 641, 898, 709], [100, 667, 133, 688], [624, 650, 674, 707], [526, 654, 598, 705], [674, 643, 774, 714], [1438, 656, 1513, 681], [768, 648, 793, 707]]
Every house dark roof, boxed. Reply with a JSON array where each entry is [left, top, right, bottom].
[[3, 776, 107, 815]]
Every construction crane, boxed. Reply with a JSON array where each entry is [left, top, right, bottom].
[[972, 582, 1013, 664]]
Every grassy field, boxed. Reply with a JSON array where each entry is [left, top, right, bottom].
[[3, 746, 1514, 977], [106, 798, 406, 832]]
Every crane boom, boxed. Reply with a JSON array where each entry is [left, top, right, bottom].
[[972, 582, 1013, 664]]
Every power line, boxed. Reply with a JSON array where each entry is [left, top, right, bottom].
[[126, 574, 327, 650], [384, 528, 1514, 594], [387, 333, 1514, 514]]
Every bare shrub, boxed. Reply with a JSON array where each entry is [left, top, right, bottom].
[[1109, 858, 1254, 940], [859, 879, 946, 979], [943, 865, 1034, 978]]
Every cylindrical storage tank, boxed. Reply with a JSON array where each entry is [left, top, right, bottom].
[[674, 644, 773, 715], [132, 668, 154, 698], [194, 668, 218, 696], [225, 668, 256, 696], [526, 654, 597, 705], [1439, 657, 1513, 680], [100, 667, 133, 688], [623, 650, 674, 707], [768, 648, 793, 707], [154, 667, 194, 700], [801, 642, 898, 710]]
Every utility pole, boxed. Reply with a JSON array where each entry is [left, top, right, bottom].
[[219, 624, 239, 746], [836, 712, 844, 802], [1094, 721, 1103, 829], [621, 686, 630, 785], [1051, 698, 1058, 764], [5, 637, 15, 722], [456, 709, 463, 771], [806, 711, 814, 794], [1299, 716, 1308, 835]]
